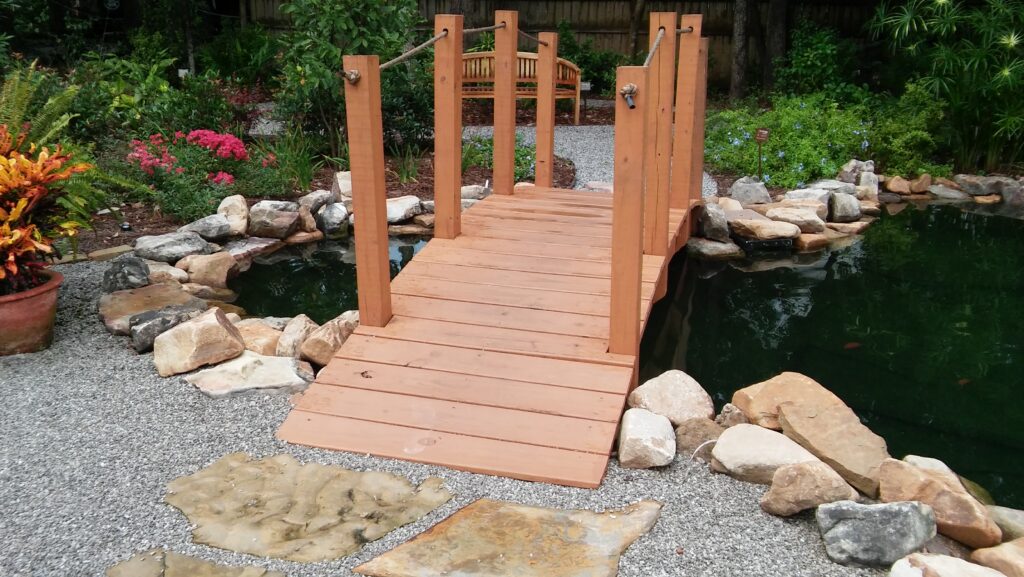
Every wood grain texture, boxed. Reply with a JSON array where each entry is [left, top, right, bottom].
[[643, 13, 677, 257], [493, 10, 519, 194], [534, 32, 558, 187], [670, 14, 703, 210], [433, 15, 463, 239]]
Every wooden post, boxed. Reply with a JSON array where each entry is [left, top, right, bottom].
[[493, 10, 518, 194], [434, 15, 463, 239], [343, 55, 392, 327], [643, 12, 678, 257], [669, 15, 703, 210], [535, 31, 558, 188], [690, 38, 709, 209], [608, 66, 649, 356]]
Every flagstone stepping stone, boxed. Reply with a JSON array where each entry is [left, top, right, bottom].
[[106, 548, 285, 577], [354, 498, 661, 577], [98, 283, 207, 335], [184, 351, 314, 398], [165, 453, 452, 562]]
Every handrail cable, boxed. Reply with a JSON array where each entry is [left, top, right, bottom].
[[379, 30, 449, 71], [463, 22, 507, 35], [518, 29, 549, 46], [643, 27, 666, 67], [677, 26, 695, 35]]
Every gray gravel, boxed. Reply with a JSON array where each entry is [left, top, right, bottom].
[[0, 125, 880, 577]]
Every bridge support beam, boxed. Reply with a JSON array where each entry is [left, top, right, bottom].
[[434, 14, 463, 239], [670, 15, 703, 211], [535, 31, 558, 188], [643, 12, 678, 257], [493, 10, 518, 194]]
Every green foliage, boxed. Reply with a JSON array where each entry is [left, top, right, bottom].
[[869, 0, 1024, 170], [467, 32, 495, 53], [556, 21, 625, 96], [0, 63, 77, 150], [462, 135, 536, 182], [391, 143, 420, 184], [871, 80, 950, 176], [258, 126, 319, 191], [0, 34, 12, 75], [275, 0, 421, 156], [197, 25, 279, 87], [774, 20, 865, 101], [705, 94, 869, 189]]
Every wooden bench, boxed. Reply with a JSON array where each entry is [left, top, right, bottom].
[[462, 51, 582, 125]]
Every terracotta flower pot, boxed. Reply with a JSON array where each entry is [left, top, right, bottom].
[[0, 269, 64, 356]]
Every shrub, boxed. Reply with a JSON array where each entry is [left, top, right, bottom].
[[557, 21, 625, 96], [462, 135, 535, 182], [871, 80, 951, 177], [705, 93, 869, 189], [774, 20, 866, 102], [197, 25, 279, 88], [869, 0, 1024, 171]]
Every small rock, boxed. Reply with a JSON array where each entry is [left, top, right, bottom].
[[178, 214, 232, 242], [686, 238, 744, 260], [413, 213, 435, 228], [810, 179, 857, 196], [87, 245, 133, 261], [971, 538, 1024, 577], [98, 283, 207, 335], [837, 159, 867, 183], [248, 202, 300, 239], [152, 308, 246, 377], [698, 203, 730, 242], [134, 232, 212, 263], [183, 252, 238, 288], [989, 506, 1024, 541], [715, 403, 749, 427], [420, 200, 435, 213], [235, 319, 283, 355], [258, 200, 300, 211], [461, 185, 487, 199], [909, 174, 933, 193], [858, 171, 880, 196], [749, 199, 828, 220], [716, 197, 743, 211], [724, 209, 771, 223], [300, 310, 359, 366], [332, 171, 352, 199], [184, 351, 314, 398], [974, 194, 1003, 205], [144, 260, 188, 284], [817, 500, 936, 567], [827, 220, 872, 234], [284, 230, 325, 244], [298, 189, 333, 213], [922, 534, 976, 560], [618, 408, 675, 468], [710, 423, 820, 484], [731, 371, 844, 430], [217, 195, 249, 236], [728, 176, 771, 205], [128, 305, 205, 353], [674, 418, 724, 462], [761, 461, 859, 516], [514, 182, 535, 191], [277, 314, 320, 358], [785, 188, 831, 205], [955, 174, 1022, 197], [297, 205, 318, 233], [929, 185, 970, 200], [223, 237, 284, 261], [830, 192, 862, 223], [795, 233, 829, 252], [182, 283, 237, 302], [386, 195, 423, 223], [730, 219, 801, 240], [879, 192, 904, 204], [261, 316, 292, 331], [860, 200, 882, 216], [315, 203, 350, 238], [779, 401, 890, 497], [879, 458, 1002, 548], [886, 176, 912, 194], [101, 257, 150, 292], [892, 553, 1009, 577], [389, 224, 433, 236], [207, 301, 246, 318], [765, 207, 825, 233], [627, 370, 714, 425]]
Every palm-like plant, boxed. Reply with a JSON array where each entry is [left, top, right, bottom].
[[870, 0, 1024, 171]]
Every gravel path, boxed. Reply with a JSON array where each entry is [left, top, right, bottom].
[[0, 126, 879, 577]]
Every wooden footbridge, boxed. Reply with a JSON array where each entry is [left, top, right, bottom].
[[278, 11, 709, 488]]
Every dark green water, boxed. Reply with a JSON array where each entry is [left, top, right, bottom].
[[231, 204, 1023, 507], [641, 203, 1024, 507]]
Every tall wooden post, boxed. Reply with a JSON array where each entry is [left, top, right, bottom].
[[643, 13, 678, 256], [343, 55, 392, 327], [669, 15, 703, 210], [690, 38, 709, 209], [535, 31, 558, 188], [608, 66, 649, 356], [493, 10, 518, 194], [434, 15, 463, 239]]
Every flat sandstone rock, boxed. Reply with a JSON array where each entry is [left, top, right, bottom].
[[106, 548, 285, 577]]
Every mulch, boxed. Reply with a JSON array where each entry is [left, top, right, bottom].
[[462, 99, 615, 126]]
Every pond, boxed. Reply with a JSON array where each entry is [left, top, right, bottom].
[[642, 203, 1024, 508], [230, 204, 1023, 508]]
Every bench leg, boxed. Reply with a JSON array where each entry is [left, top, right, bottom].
[[574, 96, 581, 125]]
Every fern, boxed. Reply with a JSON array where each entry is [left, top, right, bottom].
[[0, 62, 78, 151]]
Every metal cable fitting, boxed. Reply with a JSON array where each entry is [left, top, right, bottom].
[[344, 70, 361, 85], [620, 83, 638, 109]]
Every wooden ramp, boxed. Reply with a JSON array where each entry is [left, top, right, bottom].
[[278, 188, 691, 488]]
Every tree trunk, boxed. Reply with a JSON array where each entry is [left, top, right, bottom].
[[184, 0, 196, 75], [730, 0, 750, 100], [240, 0, 248, 29], [763, 0, 789, 90], [628, 0, 648, 58]]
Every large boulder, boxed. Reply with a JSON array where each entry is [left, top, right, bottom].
[[731, 371, 843, 430], [930, 185, 971, 200], [811, 179, 858, 197], [715, 403, 749, 427], [217, 195, 249, 236], [134, 232, 212, 263], [674, 418, 724, 462], [224, 237, 284, 262], [716, 197, 743, 211], [892, 553, 1009, 577], [989, 506, 1024, 541], [627, 369, 714, 425], [276, 314, 320, 358], [784, 188, 831, 205], [878, 458, 1002, 548], [184, 351, 315, 398], [235, 319, 284, 356], [710, 423, 820, 484], [618, 408, 675, 468], [128, 304, 205, 353], [748, 199, 828, 220], [830, 192, 862, 223], [698, 203, 730, 242], [686, 238, 744, 260], [837, 159, 871, 184], [858, 171, 880, 196], [298, 189, 333, 213], [178, 214, 232, 242], [386, 195, 423, 223], [182, 283, 237, 302], [248, 201, 300, 239], [816, 500, 937, 567], [727, 176, 771, 205], [152, 308, 246, 377], [101, 256, 150, 292], [778, 401, 890, 497], [765, 207, 825, 233], [971, 538, 1024, 577], [761, 461, 859, 517], [297, 205, 318, 233], [183, 251, 239, 289], [729, 219, 801, 240], [955, 174, 1022, 198], [144, 260, 188, 284], [98, 283, 207, 335], [461, 184, 488, 199], [315, 203, 349, 238], [795, 233, 829, 252], [300, 310, 359, 366], [886, 176, 912, 195], [332, 171, 353, 200]]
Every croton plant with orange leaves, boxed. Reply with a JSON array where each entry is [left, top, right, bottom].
[[0, 125, 91, 295]]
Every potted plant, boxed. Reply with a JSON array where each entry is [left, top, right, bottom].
[[0, 124, 91, 355]]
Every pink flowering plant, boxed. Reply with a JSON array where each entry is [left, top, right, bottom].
[[125, 129, 288, 221]]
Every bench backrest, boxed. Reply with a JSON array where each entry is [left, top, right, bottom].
[[462, 51, 580, 87]]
